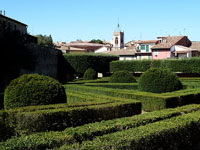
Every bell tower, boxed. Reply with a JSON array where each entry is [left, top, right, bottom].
[[112, 24, 124, 49]]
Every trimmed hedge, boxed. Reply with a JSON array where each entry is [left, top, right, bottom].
[[84, 83, 138, 90], [138, 68, 182, 93], [65, 84, 200, 111], [64, 53, 119, 75], [0, 111, 13, 142], [60, 109, 200, 150], [4, 74, 66, 109], [110, 60, 152, 73], [67, 77, 109, 84], [110, 57, 200, 73], [0, 100, 141, 138], [1, 104, 199, 150], [0, 93, 3, 109], [83, 68, 97, 80], [109, 70, 136, 83], [67, 89, 134, 104]]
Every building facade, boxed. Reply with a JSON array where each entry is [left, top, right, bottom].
[[0, 14, 27, 34], [151, 36, 191, 59]]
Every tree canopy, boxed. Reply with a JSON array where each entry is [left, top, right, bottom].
[[90, 39, 103, 44], [36, 34, 54, 47]]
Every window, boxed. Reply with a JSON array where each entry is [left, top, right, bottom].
[[141, 45, 145, 50], [148, 55, 151, 60], [115, 37, 118, 44], [146, 45, 149, 52]]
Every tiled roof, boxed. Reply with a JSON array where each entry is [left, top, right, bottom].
[[152, 36, 185, 49], [190, 42, 200, 50], [103, 49, 136, 56], [68, 47, 87, 51], [138, 40, 159, 44], [67, 42, 103, 47]]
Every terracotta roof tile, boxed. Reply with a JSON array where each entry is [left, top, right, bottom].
[[103, 49, 136, 56], [138, 40, 159, 44], [190, 42, 200, 50], [152, 36, 185, 49]]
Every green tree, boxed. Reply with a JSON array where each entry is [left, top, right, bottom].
[[90, 39, 103, 44], [36, 34, 54, 47]]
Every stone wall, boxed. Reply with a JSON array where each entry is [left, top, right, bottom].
[[19, 44, 63, 80]]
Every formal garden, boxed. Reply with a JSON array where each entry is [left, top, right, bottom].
[[1, 54, 200, 150]]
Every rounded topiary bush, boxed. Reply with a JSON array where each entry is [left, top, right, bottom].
[[83, 68, 97, 80], [138, 68, 182, 93], [109, 70, 137, 83], [4, 74, 66, 109]]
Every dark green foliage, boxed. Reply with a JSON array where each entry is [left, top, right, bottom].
[[110, 58, 200, 73], [110, 60, 152, 73], [65, 84, 200, 111], [36, 34, 54, 47], [90, 39, 103, 44], [73, 110, 200, 150], [0, 111, 13, 142], [64, 53, 119, 75], [2, 104, 199, 150], [109, 71, 137, 83], [0, 100, 140, 138], [138, 68, 183, 93], [85, 83, 138, 90], [4, 74, 66, 109], [0, 93, 3, 109], [83, 68, 97, 80]]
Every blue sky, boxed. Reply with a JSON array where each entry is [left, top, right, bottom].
[[1, 0, 200, 43]]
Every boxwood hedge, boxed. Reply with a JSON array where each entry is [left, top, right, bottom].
[[1, 104, 199, 150], [110, 57, 200, 73], [0, 99, 141, 139], [65, 84, 200, 111], [59, 109, 200, 150], [64, 53, 119, 75], [138, 68, 182, 93], [83, 68, 97, 80], [4, 74, 66, 109], [109, 71, 136, 83]]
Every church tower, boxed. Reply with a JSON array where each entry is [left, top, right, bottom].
[[112, 24, 124, 49]]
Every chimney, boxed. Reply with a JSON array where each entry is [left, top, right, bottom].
[[3, 10, 5, 16], [0, 10, 2, 15]]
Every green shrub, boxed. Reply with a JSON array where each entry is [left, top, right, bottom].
[[64, 53, 119, 75], [84, 83, 138, 90], [0, 111, 13, 142], [66, 110, 200, 150], [109, 71, 136, 83], [2, 104, 199, 150], [110, 60, 152, 73], [110, 58, 200, 73], [4, 74, 66, 109], [138, 68, 183, 93], [0, 99, 140, 137], [65, 84, 200, 111], [83, 68, 97, 80], [0, 93, 3, 109]]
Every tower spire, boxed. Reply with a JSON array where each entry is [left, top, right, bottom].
[[116, 18, 121, 32]]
